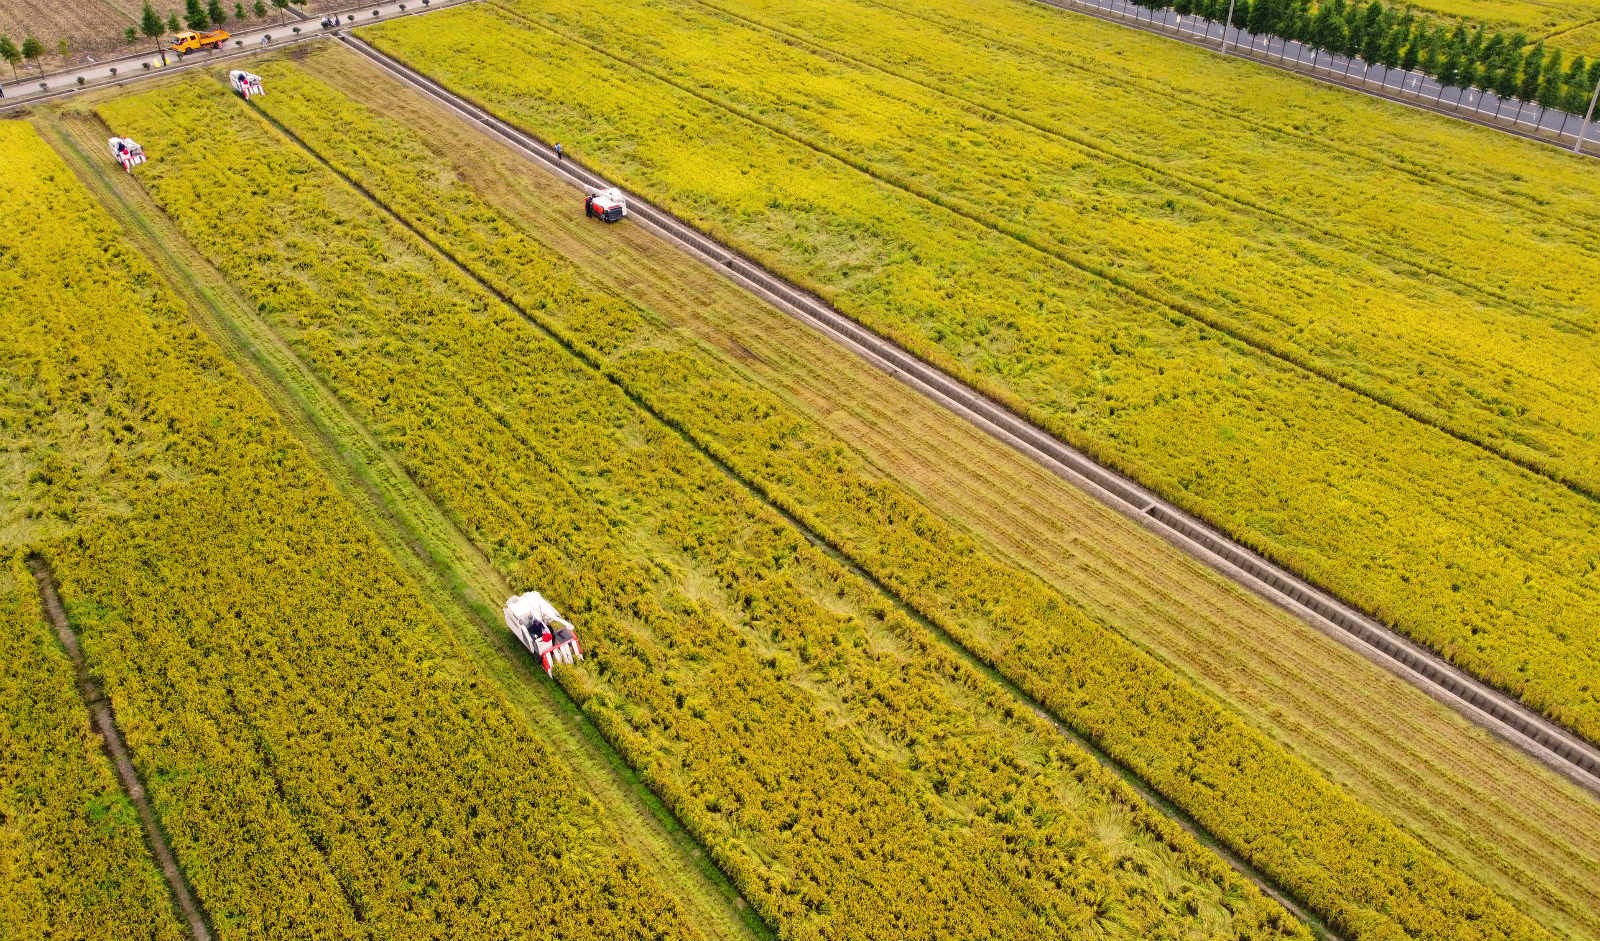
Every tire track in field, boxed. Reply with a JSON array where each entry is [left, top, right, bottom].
[[485, 0, 1600, 512], [241, 63, 1337, 937], [680, 0, 1593, 337], [42, 107, 770, 941], [339, 34, 1600, 797], [26, 557, 216, 941]]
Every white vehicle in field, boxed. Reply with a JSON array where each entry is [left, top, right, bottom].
[[505, 591, 584, 675], [108, 137, 146, 171], [584, 187, 627, 222], [229, 70, 265, 100]]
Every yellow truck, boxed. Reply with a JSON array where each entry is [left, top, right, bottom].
[[170, 28, 230, 55]]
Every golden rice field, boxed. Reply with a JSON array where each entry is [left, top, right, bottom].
[[367, 0, 1600, 746], [2, 0, 1598, 937]]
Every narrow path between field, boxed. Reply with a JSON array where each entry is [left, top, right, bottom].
[[35, 107, 770, 941], [340, 34, 1600, 799], [26, 556, 215, 941]]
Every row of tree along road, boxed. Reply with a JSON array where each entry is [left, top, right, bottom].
[[1, 0, 305, 80], [1144, 0, 1600, 115]]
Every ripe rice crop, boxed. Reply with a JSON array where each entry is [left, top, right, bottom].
[[98, 75, 1318, 941], [0, 558, 182, 940], [240, 52, 1556, 941], [276, 41, 1600, 939], [365, 0, 1600, 746], [0, 117, 694, 941]]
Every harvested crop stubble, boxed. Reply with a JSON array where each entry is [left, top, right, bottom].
[[101, 76, 1313, 941], [241, 51, 1556, 941], [363, 2, 1600, 747], [0, 116, 694, 941]]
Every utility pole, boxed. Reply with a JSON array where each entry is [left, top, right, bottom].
[[1221, 0, 1237, 52], [1577, 73, 1600, 155]]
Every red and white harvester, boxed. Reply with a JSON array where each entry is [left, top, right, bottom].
[[108, 137, 147, 171], [229, 70, 266, 100], [505, 591, 584, 676], [584, 187, 628, 223]]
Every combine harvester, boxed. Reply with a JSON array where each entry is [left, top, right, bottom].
[[230, 70, 265, 100], [584, 187, 628, 222], [108, 137, 146, 171], [505, 591, 584, 675]]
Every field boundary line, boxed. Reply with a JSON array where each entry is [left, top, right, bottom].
[[40, 103, 771, 941], [341, 33, 1600, 798], [486, 0, 1600, 512], [25, 556, 216, 941], [252, 55, 1342, 935]]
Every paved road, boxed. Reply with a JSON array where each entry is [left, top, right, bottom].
[[0, 0, 473, 113], [1035, 0, 1600, 154]]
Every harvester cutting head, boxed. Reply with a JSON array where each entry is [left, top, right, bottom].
[[505, 591, 584, 676], [230, 70, 265, 100], [107, 137, 146, 171]]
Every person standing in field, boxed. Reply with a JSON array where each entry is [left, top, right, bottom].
[[555, 143, 563, 160]]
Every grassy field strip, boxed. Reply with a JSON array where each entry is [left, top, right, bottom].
[[103, 75, 1318, 941], [258, 46, 1584, 939], [0, 555, 186, 940], [860, 0, 1600, 233], [366, 5, 1600, 748], [35, 106, 767, 941], [10, 110, 704, 940], [499, 0, 1600, 503], [279, 43, 1600, 938]]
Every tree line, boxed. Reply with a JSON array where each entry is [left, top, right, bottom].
[[1153, 0, 1600, 112], [0, 0, 305, 77]]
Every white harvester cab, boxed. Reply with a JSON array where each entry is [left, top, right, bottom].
[[108, 137, 146, 171], [230, 70, 265, 100], [505, 591, 584, 675], [585, 187, 627, 222]]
